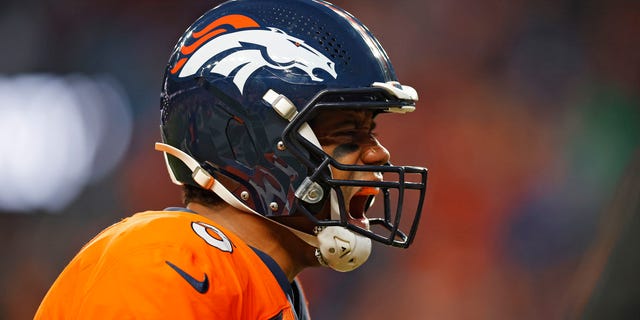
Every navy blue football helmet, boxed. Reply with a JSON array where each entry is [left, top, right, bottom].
[[157, 0, 427, 268]]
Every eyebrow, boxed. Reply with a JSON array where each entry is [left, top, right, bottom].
[[332, 115, 377, 129], [311, 111, 377, 133], [331, 119, 359, 128]]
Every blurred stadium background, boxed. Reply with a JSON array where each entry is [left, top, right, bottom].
[[0, 0, 638, 319]]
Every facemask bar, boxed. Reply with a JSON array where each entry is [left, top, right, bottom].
[[281, 86, 428, 248], [327, 162, 427, 247], [293, 153, 427, 247]]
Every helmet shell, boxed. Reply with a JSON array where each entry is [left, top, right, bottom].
[[160, 0, 399, 217]]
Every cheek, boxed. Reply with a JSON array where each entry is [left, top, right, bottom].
[[332, 143, 359, 159], [326, 143, 360, 180]]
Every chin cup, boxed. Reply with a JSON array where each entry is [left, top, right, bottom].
[[314, 226, 372, 272]]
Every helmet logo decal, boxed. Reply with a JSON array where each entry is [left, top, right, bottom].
[[170, 14, 337, 93]]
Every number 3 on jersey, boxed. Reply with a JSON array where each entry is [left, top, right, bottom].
[[191, 221, 234, 252]]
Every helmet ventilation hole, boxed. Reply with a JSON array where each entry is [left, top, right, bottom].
[[255, 4, 352, 66]]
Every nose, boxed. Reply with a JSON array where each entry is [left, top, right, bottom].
[[360, 139, 391, 165]]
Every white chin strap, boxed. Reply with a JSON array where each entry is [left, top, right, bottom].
[[154, 141, 371, 272]]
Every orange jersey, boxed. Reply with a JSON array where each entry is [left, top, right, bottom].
[[35, 209, 309, 319]]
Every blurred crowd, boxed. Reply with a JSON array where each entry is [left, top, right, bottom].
[[0, 0, 638, 319]]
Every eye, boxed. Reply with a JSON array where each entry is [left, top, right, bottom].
[[335, 130, 358, 137], [333, 128, 378, 145]]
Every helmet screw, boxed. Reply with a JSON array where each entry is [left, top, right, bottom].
[[307, 189, 319, 201], [277, 141, 286, 151], [240, 191, 249, 200], [270, 202, 279, 211]]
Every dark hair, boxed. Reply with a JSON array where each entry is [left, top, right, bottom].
[[182, 184, 225, 207]]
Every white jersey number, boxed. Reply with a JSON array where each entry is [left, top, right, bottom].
[[191, 221, 233, 252]]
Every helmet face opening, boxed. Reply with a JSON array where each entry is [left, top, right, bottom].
[[280, 88, 428, 247], [159, 0, 428, 248]]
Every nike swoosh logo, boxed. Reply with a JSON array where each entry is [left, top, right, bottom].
[[165, 260, 209, 294]]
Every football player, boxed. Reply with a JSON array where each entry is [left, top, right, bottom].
[[35, 0, 427, 318]]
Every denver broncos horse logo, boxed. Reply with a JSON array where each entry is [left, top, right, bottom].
[[171, 14, 337, 94]]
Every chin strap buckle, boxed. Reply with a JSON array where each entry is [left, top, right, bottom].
[[295, 177, 325, 204]]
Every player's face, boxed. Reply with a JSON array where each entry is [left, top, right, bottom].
[[311, 110, 391, 230]]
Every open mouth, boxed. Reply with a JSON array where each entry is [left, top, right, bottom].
[[348, 187, 379, 229]]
